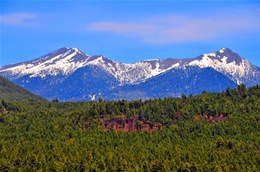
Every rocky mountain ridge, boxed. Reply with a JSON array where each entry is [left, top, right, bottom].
[[1, 47, 259, 101]]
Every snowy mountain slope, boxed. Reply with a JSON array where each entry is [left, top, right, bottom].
[[68, 54, 182, 85], [0, 47, 90, 79], [103, 66, 238, 100], [0, 47, 259, 101], [3, 47, 257, 87], [0, 47, 181, 85], [185, 48, 260, 86], [43, 65, 120, 101]]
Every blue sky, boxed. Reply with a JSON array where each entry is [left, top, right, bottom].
[[1, 0, 260, 67]]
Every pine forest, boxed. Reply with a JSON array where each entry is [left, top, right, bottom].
[[1, 84, 260, 171]]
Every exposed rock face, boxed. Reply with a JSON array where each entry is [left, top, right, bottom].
[[100, 115, 162, 132], [194, 113, 227, 123]]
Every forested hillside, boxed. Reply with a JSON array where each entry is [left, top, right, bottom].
[[0, 76, 46, 101], [1, 84, 260, 171]]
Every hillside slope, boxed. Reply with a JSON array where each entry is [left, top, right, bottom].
[[0, 76, 46, 101], [0, 85, 260, 171]]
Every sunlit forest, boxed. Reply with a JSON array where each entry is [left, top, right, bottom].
[[1, 84, 260, 171]]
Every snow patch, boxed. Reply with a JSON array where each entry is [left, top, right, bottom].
[[172, 63, 180, 68], [87, 56, 105, 65], [221, 56, 228, 64], [219, 48, 226, 53], [187, 53, 252, 84], [207, 53, 216, 57]]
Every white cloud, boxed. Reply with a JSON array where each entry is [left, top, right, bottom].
[[86, 9, 260, 44], [0, 12, 39, 27], [88, 22, 159, 35]]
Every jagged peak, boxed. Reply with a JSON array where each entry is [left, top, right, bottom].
[[32, 47, 88, 64], [86, 55, 120, 67], [71, 47, 88, 55], [0, 46, 257, 87], [218, 47, 232, 54], [215, 47, 243, 65], [87, 55, 110, 62], [50, 47, 88, 57], [193, 48, 244, 66]]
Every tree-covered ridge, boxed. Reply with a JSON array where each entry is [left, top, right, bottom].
[[0, 84, 260, 171], [0, 76, 46, 101]]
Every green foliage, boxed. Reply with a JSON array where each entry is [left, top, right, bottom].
[[0, 76, 46, 101], [0, 84, 260, 171]]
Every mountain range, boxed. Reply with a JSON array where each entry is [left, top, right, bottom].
[[1, 47, 259, 101]]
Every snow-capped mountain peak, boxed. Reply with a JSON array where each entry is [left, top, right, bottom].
[[81, 55, 182, 85], [218, 47, 226, 53], [216, 47, 243, 65], [186, 47, 254, 84], [0, 47, 259, 89], [0, 47, 90, 78]]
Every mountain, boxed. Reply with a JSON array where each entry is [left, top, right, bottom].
[[104, 66, 237, 100], [45, 65, 119, 101], [0, 47, 259, 101], [185, 48, 260, 86], [0, 47, 175, 86], [0, 76, 46, 101]]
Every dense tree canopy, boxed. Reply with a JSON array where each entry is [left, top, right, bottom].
[[0, 84, 260, 171]]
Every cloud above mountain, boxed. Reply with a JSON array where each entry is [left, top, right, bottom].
[[86, 9, 260, 44], [0, 12, 39, 27], [1, 1, 259, 68]]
